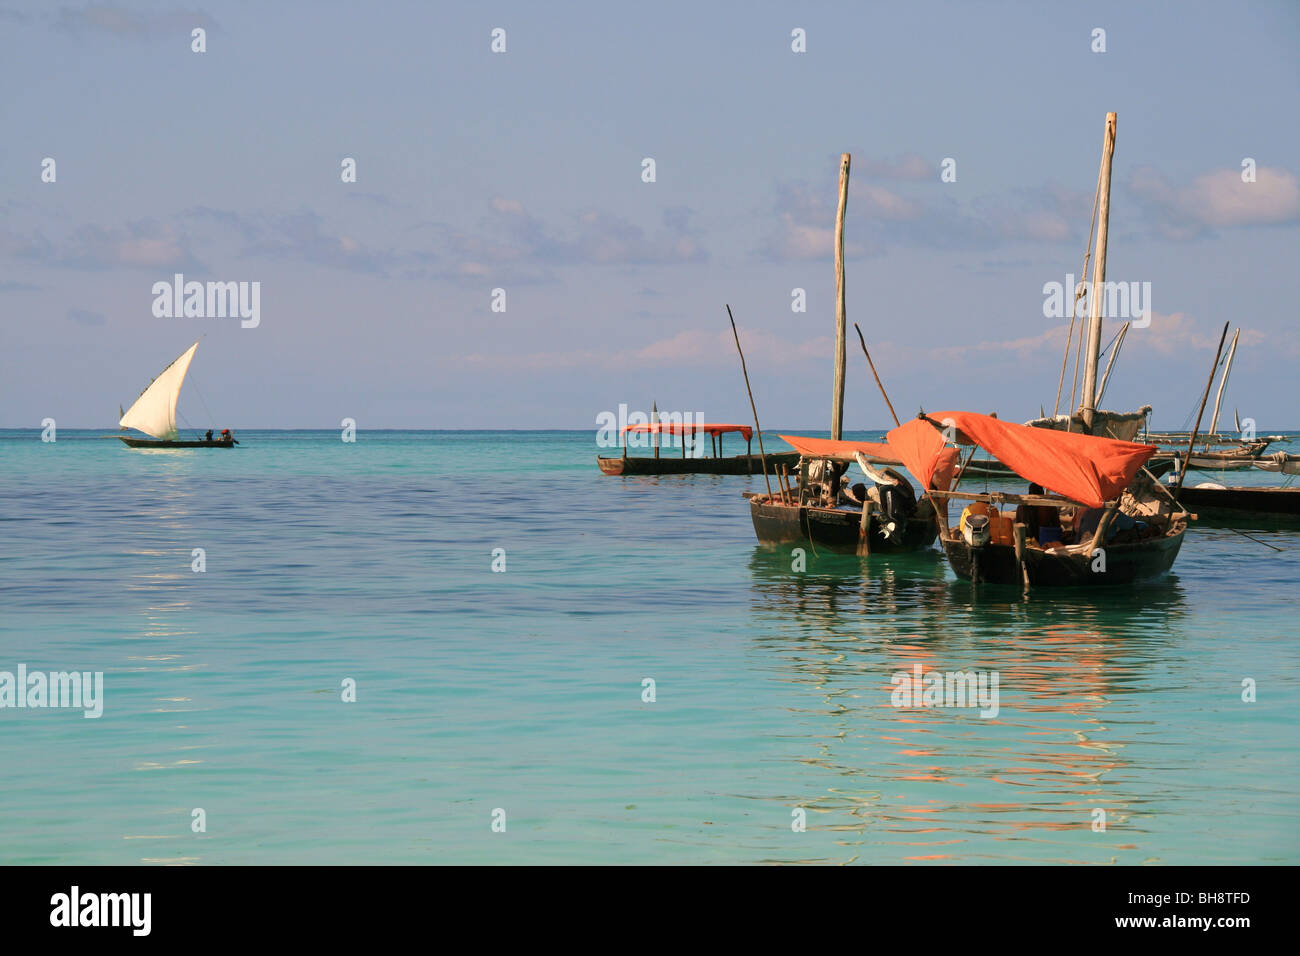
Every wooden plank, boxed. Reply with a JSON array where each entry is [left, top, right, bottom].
[[1014, 522, 1030, 589], [926, 488, 1090, 509], [858, 500, 872, 556]]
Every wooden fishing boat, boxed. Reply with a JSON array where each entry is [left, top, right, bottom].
[[120, 437, 234, 449], [746, 435, 957, 554], [887, 413, 1189, 588], [1144, 333, 1287, 470], [1172, 483, 1300, 525], [748, 495, 941, 553], [903, 113, 1185, 586], [1143, 331, 1300, 525], [598, 453, 796, 476], [960, 454, 1176, 481], [596, 422, 795, 475], [741, 150, 947, 554], [1151, 443, 1271, 471], [117, 341, 236, 449], [941, 515, 1186, 586]]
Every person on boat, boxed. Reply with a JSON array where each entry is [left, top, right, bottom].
[[1076, 507, 1105, 539], [1077, 505, 1138, 544], [1016, 483, 1063, 546], [220, 428, 235, 445], [205, 429, 213, 442], [809, 459, 844, 507], [1107, 511, 1140, 543]]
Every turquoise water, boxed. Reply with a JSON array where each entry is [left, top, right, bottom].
[[1, 428, 1297, 865]]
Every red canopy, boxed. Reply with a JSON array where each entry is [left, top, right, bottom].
[[887, 412, 1157, 508], [882, 421, 960, 491], [778, 434, 898, 463], [623, 422, 752, 440], [779, 434, 959, 489]]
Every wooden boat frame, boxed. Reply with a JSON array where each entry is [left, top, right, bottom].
[[119, 437, 235, 449], [747, 455, 940, 555], [928, 485, 1189, 588], [597, 421, 797, 476], [1171, 483, 1300, 525], [599, 451, 797, 476], [959, 455, 1176, 481]]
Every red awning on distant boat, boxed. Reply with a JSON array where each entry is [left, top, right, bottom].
[[778, 434, 960, 489], [887, 412, 1157, 507], [623, 422, 753, 440]]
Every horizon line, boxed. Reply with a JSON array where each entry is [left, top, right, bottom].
[[4, 424, 1295, 434]]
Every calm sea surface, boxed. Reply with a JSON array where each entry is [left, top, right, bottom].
[[1, 428, 1297, 864]]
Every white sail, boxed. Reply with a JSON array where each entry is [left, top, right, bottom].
[[119, 342, 199, 440], [1208, 328, 1240, 438]]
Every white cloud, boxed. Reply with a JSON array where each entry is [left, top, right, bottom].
[[465, 328, 833, 372], [1131, 165, 1300, 237], [858, 154, 932, 181]]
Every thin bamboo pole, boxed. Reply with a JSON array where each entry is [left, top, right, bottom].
[[853, 323, 900, 427], [652, 400, 659, 458], [727, 304, 772, 497], [1053, 307, 1078, 420], [1056, 171, 1101, 419], [1174, 321, 1231, 497], [1094, 320, 1131, 408]]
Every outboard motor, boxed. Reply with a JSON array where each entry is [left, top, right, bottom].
[[876, 468, 917, 522], [962, 512, 991, 547], [865, 466, 918, 544]]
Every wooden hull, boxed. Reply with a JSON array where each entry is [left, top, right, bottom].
[[749, 497, 939, 554], [598, 452, 799, 476], [1165, 456, 1260, 472], [961, 456, 1176, 480], [119, 437, 234, 448], [1154, 447, 1270, 471], [942, 527, 1185, 587], [1175, 485, 1300, 524]]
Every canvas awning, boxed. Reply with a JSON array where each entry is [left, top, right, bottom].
[[623, 422, 752, 440], [779, 434, 960, 490], [880, 422, 960, 492], [777, 434, 897, 462], [887, 412, 1157, 508]]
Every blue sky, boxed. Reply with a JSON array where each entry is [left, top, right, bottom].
[[2, 0, 1298, 429]]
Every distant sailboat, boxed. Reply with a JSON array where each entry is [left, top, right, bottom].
[[118, 341, 233, 448]]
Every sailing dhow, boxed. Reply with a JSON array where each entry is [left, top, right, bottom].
[[118, 341, 234, 448]]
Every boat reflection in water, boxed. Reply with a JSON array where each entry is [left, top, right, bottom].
[[744, 547, 1189, 864], [122, 458, 199, 640]]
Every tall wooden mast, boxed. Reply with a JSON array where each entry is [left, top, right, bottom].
[[831, 152, 850, 440], [1080, 112, 1117, 432]]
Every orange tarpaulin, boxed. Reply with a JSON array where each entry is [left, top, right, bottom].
[[778, 434, 959, 489], [777, 434, 898, 462], [623, 422, 752, 440], [887, 412, 1157, 508], [882, 422, 961, 492]]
